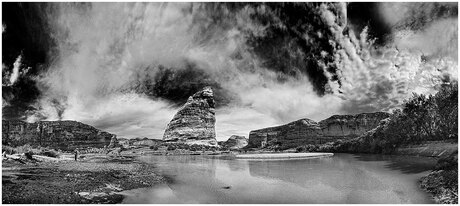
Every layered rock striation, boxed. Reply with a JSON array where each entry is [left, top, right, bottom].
[[222, 135, 248, 150], [319, 112, 391, 137], [248, 112, 390, 149], [163, 87, 217, 146], [2, 120, 115, 151]]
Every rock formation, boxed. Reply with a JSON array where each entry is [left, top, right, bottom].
[[222, 135, 248, 150], [2, 120, 115, 151], [248, 112, 390, 149], [319, 112, 390, 137], [107, 136, 120, 148], [162, 87, 217, 146]]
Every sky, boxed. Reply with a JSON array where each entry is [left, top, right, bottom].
[[2, 2, 458, 141]]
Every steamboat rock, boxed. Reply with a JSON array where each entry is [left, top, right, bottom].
[[222, 135, 248, 150], [248, 112, 390, 149], [2, 120, 115, 151], [163, 87, 217, 146]]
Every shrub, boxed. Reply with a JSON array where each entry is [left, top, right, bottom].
[[40, 150, 60, 158], [24, 151, 34, 159], [167, 145, 176, 151], [296, 146, 305, 153]]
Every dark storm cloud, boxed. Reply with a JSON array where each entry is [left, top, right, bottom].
[[2, 3, 57, 120], [347, 2, 393, 45]]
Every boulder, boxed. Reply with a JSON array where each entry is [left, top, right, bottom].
[[163, 87, 217, 146], [222, 135, 248, 150]]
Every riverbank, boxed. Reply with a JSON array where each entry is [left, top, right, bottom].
[[420, 152, 458, 204], [2, 154, 166, 204]]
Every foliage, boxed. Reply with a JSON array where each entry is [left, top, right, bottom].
[[317, 81, 458, 154], [167, 145, 177, 151], [421, 153, 458, 204], [2, 144, 61, 158], [389, 82, 458, 144]]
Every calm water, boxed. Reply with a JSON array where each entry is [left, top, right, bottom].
[[121, 153, 437, 204]]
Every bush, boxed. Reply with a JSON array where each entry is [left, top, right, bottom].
[[296, 146, 305, 153], [167, 145, 176, 151], [24, 151, 34, 159], [40, 150, 60, 158]]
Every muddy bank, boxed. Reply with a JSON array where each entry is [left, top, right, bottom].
[[2, 155, 166, 204]]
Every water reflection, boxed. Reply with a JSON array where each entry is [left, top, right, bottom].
[[123, 154, 436, 204], [351, 154, 437, 174]]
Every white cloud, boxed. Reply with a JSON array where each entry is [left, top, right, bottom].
[[9, 55, 22, 85]]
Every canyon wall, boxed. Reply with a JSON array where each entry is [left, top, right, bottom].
[[248, 112, 390, 149], [2, 120, 115, 151]]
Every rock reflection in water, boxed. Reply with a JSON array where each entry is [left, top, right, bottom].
[[123, 154, 436, 204]]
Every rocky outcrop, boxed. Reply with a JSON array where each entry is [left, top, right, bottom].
[[107, 136, 120, 148], [162, 87, 217, 146], [2, 120, 115, 151], [248, 112, 390, 149], [222, 135, 248, 150], [319, 112, 390, 137]]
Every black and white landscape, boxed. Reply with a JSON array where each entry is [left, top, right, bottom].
[[2, 2, 458, 204]]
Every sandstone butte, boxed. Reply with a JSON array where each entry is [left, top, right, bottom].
[[162, 86, 218, 146], [247, 112, 390, 149]]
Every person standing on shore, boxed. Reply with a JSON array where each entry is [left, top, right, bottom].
[[74, 150, 78, 161]]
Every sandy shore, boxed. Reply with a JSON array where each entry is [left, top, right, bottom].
[[2, 154, 166, 204], [235, 152, 334, 160]]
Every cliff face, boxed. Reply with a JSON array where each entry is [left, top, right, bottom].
[[319, 112, 390, 137], [248, 112, 390, 149], [2, 120, 115, 151], [222, 135, 248, 150], [163, 87, 217, 146]]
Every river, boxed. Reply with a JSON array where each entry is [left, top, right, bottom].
[[121, 153, 437, 204]]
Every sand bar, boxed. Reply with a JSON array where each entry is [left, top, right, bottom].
[[235, 152, 333, 160]]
